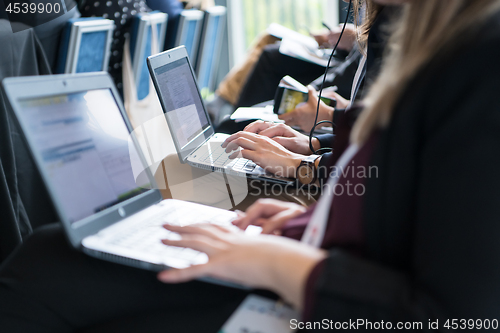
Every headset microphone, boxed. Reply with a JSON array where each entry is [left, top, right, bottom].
[[308, 0, 353, 154]]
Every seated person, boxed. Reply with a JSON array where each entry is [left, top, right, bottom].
[[277, 84, 351, 132], [216, 2, 389, 134], [275, 1, 389, 133], [215, 37, 360, 133], [221, 3, 391, 185], [208, 23, 359, 126], [235, 24, 358, 109], [2, 1, 500, 331]]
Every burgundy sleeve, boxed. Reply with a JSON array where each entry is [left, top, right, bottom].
[[280, 204, 316, 241]]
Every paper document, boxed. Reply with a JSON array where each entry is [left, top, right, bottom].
[[279, 75, 308, 93], [230, 106, 283, 123], [267, 23, 332, 67], [279, 38, 331, 67], [267, 23, 318, 52]]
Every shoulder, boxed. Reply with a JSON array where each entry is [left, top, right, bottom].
[[421, 9, 500, 87], [391, 10, 500, 136]]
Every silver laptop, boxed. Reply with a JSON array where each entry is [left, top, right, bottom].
[[2, 73, 259, 286], [147, 46, 293, 185]]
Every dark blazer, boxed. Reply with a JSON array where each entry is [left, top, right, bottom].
[[308, 11, 500, 329]]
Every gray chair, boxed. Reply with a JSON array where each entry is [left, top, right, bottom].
[[55, 17, 114, 74], [174, 9, 204, 65], [130, 11, 168, 100], [195, 6, 227, 96]]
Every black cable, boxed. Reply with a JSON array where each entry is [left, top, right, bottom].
[[309, 0, 352, 154]]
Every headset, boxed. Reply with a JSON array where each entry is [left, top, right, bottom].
[[308, 0, 353, 154]]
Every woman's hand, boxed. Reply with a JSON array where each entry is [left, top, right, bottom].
[[233, 198, 306, 234], [243, 121, 321, 155], [322, 89, 350, 110], [221, 132, 305, 178], [279, 86, 334, 132], [157, 223, 326, 309]]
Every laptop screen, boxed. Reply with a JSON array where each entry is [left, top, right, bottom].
[[153, 57, 210, 149], [18, 89, 150, 225]]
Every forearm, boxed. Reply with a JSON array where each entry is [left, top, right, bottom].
[[265, 238, 327, 309], [311, 137, 321, 153], [316, 104, 335, 127]]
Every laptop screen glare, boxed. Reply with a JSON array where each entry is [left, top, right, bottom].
[[18, 89, 150, 224]]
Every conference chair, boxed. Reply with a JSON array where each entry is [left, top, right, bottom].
[[55, 18, 114, 74], [195, 6, 227, 96], [174, 9, 204, 65], [130, 11, 168, 100]]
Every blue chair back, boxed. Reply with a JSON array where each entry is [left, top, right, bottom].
[[130, 11, 168, 100], [56, 18, 114, 74], [174, 9, 204, 65], [195, 6, 227, 96]]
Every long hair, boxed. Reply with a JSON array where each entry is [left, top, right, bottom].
[[353, 0, 384, 49], [351, 0, 500, 144]]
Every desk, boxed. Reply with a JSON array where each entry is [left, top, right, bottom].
[[154, 153, 317, 211]]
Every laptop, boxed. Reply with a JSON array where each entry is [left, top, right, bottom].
[[2, 73, 259, 287], [147, 46, 293, 185]]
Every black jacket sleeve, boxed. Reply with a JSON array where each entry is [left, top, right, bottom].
[[313, 135, 334, 186], [304, 13, 500, 331], [317, 152, 332, 186], [314, 134, 334, 149]]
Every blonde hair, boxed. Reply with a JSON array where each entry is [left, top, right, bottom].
[[353, 0, 384, 49], [351, 0, 500, 144]]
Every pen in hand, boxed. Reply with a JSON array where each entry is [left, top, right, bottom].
[[322, 21, 333, 31]]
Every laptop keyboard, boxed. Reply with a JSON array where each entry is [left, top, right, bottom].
[[103, 202, 239, 267], [197, 144, 257, 172], [106, 212, 201, 263]]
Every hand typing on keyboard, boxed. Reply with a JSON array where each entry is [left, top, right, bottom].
[[105, 200, 246, 268], [157, 222, 327, 310], [243, 121, 322, 155], [196, 142, 259, 172], [221, 131, 307, 178]]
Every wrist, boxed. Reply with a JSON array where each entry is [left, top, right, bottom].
[[327, 107, 334, 122], [292, 250, 327, 310], [319, 105, 335, 123], [268, 241, 327, 309], [311, 137, 321, 153], [287, 155, 305, 178], [296, 155, 321, 185]]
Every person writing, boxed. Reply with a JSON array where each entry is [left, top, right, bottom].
[[221, 1, 391, 186]]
